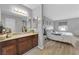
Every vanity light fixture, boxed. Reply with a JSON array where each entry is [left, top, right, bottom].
[[11, 7, 28, 16]]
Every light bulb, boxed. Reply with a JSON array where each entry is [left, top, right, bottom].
[[11, 7, 28, 16]]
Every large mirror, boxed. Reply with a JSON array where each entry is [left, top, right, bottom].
[[0, 4, 37, 34]]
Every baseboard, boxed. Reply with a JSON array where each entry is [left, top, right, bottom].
[[37, 45, 44, 49]]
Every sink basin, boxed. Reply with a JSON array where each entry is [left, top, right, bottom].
[[0, 33, 23, 40], [12, 33, 22, 35], [12, 32, 28, 35], [0, 34, 7, 40], [0, 32, 35, 40], [0, 33, 13, 40]]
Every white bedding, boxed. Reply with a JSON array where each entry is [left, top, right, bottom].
[[46, 30, 79, 47]]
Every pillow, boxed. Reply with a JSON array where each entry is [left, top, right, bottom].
[[61, 32, 73, 36]]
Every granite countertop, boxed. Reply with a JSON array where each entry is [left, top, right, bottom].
[[0, 32, 38, 42]]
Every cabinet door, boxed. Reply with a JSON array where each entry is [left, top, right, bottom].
[[32, 35, 38, 47], [26, 39, 32, 50], [18, 40, 28, 54], [2, 44, 17, 55], [18, 37, 32, 54]]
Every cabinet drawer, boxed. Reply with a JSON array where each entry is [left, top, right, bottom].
[[18, 36, 30, 42], [1, 40, 16, 47], [32, 35, 38, 39], [18, 37, 26, 42]]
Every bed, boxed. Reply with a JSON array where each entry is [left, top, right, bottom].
[[46, 29, 79, 47]]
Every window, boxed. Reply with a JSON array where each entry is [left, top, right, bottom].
[[58, 25, 68, 31]]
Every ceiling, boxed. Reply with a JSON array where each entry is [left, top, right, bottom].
[[23, 4, 40, 10], [43, 4, 79, 20]]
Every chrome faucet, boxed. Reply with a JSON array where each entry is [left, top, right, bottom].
[[3, 27, 11, 38]]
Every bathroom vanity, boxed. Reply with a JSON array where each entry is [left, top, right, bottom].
[[0, 32, 38, 55]]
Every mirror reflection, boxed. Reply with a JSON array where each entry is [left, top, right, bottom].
[[0, 4, 38, 35]]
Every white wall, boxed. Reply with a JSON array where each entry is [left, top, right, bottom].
[[33, 5, 42, 18], [32, 5, 44, 49], [43, 4, 79, 20]]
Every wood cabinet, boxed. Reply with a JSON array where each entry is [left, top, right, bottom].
[[0, 34, 38, 55], [18, 35, 37, 54], [18, 37, 32, 54], [32, 35, 38, 47], [2, 44, 17, 55], [1, 40, 17, 55]]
